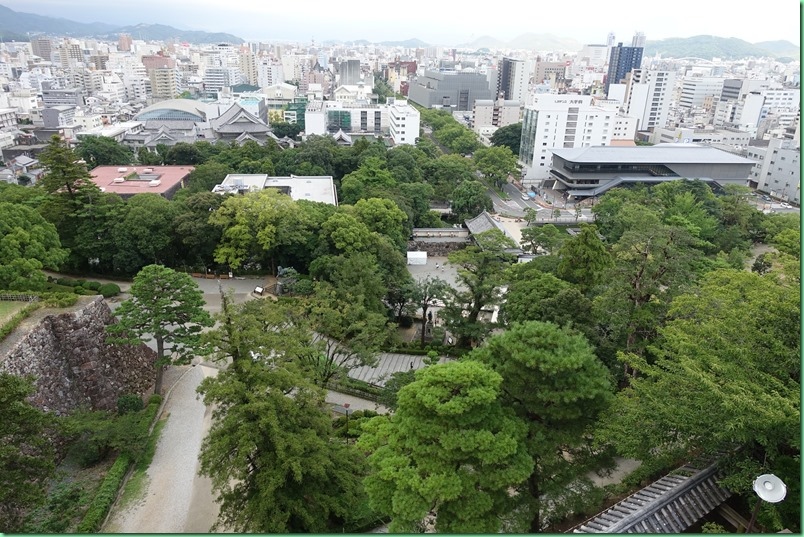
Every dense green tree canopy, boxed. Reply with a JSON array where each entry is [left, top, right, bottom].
[[473, 146, 520, 189], [359, 360, 533, 533], [0, 202, 67, 290], [468, 321, 614, 531], [489, 122, 522, 155], [0, 374, 56, 532], [75, 136, 133, 167], [198, 354, 366, 532], [450, 179, 492, 222], [596, 268, 800, 531], [107, 265, 213, 393]]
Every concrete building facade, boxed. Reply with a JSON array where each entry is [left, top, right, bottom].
[[746, 138, 800, 204], [408, 69, 494, 111], [472, 97, 520, 132], [622, 69, 675, 131], [547, 144, 756, 198], [388, 99, 420, 145]]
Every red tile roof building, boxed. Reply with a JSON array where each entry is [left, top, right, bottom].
[[89, 165, 193, 199]]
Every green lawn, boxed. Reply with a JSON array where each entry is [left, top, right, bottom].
[[0, 301, 25, 321]]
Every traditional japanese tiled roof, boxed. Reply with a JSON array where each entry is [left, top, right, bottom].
[[572, 460, 731, 533]]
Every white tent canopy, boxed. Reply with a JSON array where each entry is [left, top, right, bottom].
[[407, 251, 427, 265]]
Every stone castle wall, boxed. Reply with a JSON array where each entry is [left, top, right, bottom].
[[407, 240, 467, 257], [0, 296, 156, 415]]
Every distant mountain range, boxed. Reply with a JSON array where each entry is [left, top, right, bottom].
[[0, 4, 243, 44], [644, 35, 799, 60], [0, 2, 798, 61], [458, 33, 582, 52]]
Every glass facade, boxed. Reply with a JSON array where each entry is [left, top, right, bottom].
[[520, 108, 539, 166]]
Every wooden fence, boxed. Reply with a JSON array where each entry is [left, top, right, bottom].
[[0, 294, 40, 303]]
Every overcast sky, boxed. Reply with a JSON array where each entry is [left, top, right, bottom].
[[3, 0, 801, 46]]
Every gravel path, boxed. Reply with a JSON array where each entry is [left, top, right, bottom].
[[104, 364, 220, 533]]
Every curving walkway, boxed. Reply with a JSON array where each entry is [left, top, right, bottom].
[[104, 364, 220, 533]]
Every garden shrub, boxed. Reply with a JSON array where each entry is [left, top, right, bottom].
[[75, 454, 131, 533], [117, 394, 144, 415], [98, 283, 121, 298], [83, 281, 102, 291]]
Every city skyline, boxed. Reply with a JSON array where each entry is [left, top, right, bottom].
[[1, 0, 801, 47]]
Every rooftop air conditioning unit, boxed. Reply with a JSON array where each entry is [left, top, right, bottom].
[[113, 177, 125, 183], [117, 167, 127, 172], [148, 179, 161, 187]]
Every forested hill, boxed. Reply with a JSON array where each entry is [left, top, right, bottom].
[[644, 35, 799, 60]]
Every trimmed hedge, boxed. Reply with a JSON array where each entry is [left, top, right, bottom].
[[98, 283, 121, 298], [75, 394, 163, 533], [76, 453, 131, 533]]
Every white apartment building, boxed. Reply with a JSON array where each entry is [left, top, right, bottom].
[[388, 99, 420, 146], [471, 97, 520, 133], [123, 76, 150, 102], [520, 94, 624, 182], [257, 59, 284, 89], [149, 68, 179, 101], [734, 89, 801, 137], [203, 67, 242, 96], [73, 111, 104, 130], [0, 108, 17, 129], [679, 77, 724, 109], [746, 138, 800, 204], [622, 69, 675, 131]]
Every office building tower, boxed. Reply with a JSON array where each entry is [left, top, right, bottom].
[[605, 42, 643, 97], [497, 57, 528, 103]]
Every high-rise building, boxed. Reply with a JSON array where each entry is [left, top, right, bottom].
[[605, 42, 643, 97], [339, 59, 362, 85], [118, 34, 133, 52], [239, 50, 258, 86], [497, 57, 529, 103], [31, 38, 53, 61], [622, 69, 675, 131], [257, 59, 284, 89], [149, 68, 179, 101], [632, 32, 647, 48], [203, 67, 242, 96]]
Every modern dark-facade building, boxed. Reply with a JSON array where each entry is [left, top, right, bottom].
[[605, 43, 643, 97], [546, 143, 755, 198], [497, 57, 528, 103], [408, 69, 494, 111]]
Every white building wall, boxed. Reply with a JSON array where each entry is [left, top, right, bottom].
[[389, 99, 420, 145], [520, 94, 617, 181], [679, 77, 724, 109]]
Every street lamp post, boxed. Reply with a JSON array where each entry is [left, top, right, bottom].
[[746, 474, 787, 533]]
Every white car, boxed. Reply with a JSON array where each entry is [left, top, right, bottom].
[[521, 193, 530, 201]]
